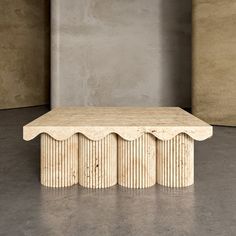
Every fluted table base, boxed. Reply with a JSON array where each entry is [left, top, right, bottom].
[[118, 134, 156, 188], [40, 134, 79, 187], [40, 133, 194, 188], [79, 134, 117, 189], [157, 134, 194, 187]]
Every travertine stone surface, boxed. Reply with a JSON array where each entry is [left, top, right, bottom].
[[118, 134, 156, 188], [51, 0, 191, 108], [23, 107, 213, 141], [79, 134, 117, 188], [0, 0, 50, 109], [24, 107, 213, 189], [192, 0, 236, 126], [157, 133, 194, 187], [41, 134, 79, 187]]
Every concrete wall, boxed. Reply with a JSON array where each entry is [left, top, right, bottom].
[[0, 0, 50, 109], [51, 0, 192, 108], [192, 0, 236, 126]]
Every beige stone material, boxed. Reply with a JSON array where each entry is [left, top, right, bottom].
[[157, 133, 194, 187], [41, 134, 78, 187], [118, 134, 156, 188], [23, 107, 212, 141], [0, 0, 50, 109], [24, 107, 213, 189], [79, 134, 117, 189], [192, 0, 236, 126]]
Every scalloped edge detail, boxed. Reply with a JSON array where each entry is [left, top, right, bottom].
[[23, 126, 213, 142]]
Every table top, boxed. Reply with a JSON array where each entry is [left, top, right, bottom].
[[23, 107, 213, 141]]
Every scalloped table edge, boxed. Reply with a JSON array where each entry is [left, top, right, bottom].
[[23, 126, 213, 142]]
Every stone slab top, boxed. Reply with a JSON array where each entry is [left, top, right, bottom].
[[23, 107, 213, 141]]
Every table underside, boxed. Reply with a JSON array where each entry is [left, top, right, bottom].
[[41, 133, 194, 188]]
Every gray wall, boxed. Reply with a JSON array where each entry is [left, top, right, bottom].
[[51, 0, 192, 108], [0, 0, 50, 109]]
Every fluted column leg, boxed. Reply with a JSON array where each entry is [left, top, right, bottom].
[[78, 134, 117, 188], [157, 133, 194, 187], [40, 134, 79, 187], [118, 134, 156, 188]]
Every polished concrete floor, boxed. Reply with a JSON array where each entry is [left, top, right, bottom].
[[0, 106, 235, 236]]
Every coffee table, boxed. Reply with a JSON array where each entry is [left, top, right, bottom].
[[23, 107, 213, 188]]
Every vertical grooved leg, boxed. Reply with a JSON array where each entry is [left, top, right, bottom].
[[157, 133, 194, 187], [79, 134, 117, 188], [118, 134, 156, 188], [40, 134, 79, 187]]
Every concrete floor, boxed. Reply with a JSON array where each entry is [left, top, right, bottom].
[[0, 106, 236, 236]]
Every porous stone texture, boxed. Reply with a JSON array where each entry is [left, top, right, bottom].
[[79, 133, 117, 189], [24, 107, 213, 189], [0, 0, 50, 109], [41, 133, 79, 187], [192, 0, 236, 126], [118, 134, 156, 188], [51, 0, 191, 108], [157, 133, 194, 187], [23, 107, 213, 142]]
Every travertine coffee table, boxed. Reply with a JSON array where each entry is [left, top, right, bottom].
[[23, 107, 212, 189]]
